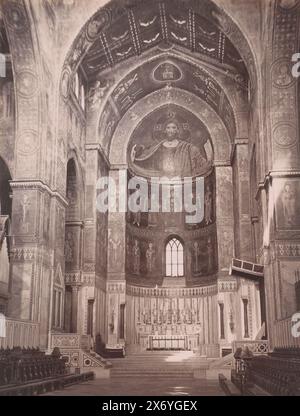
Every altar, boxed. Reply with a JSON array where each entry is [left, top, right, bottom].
[[135, 322, 202, 351], [148, 335, 188, 350]]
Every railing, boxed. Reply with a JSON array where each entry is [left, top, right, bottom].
[[233, 340, 269, 355], [0, 318, 40, 349]]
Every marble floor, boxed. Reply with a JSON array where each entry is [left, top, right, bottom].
[[44, 378, 225, 396]]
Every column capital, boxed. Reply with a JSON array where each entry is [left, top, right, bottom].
[[65, 220, 84, 228], [71, 285, 81, 293], [234, 138, 248, 145], [109, 164, 128, 172], [85, 143, 110, 168]]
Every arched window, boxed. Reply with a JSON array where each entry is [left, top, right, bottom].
[[166, 238, 184, 277]]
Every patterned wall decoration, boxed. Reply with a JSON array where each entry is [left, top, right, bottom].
[[126, 169, 215, 230], [270, 3, 300, 171], [97, 55, 236, 150], [276, 241, 300, 257], [2, 0, 42, 179], [125, 169, 217, 287]]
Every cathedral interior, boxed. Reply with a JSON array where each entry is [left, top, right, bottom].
[[0, 0, 300, 397]]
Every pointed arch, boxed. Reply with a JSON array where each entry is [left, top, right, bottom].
[[165, 236, 184, 277]]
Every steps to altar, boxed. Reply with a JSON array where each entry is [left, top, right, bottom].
[[109, 351, 212, 379]]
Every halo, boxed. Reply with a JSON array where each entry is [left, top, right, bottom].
[[153, 112, 190, 136]]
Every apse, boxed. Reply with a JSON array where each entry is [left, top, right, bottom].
[[62, 0, 257, 357]]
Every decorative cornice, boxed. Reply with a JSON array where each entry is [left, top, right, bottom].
[[9, 180, 68, 207], [126, 283, 218, 298], [270, 170, 300, 179], [10, 247, 36, 261], [107, 281, 126, 293], [81, 273, 96, 286], [276, 242, 300, 258], [218, 280, 238, 292], [127, 221, 217, 240], [256, 170, 300, 199], [9, 246, 54, 263], [65, 272, 81, 285]]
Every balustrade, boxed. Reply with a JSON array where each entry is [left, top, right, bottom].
[[233, 340, 269, 355]]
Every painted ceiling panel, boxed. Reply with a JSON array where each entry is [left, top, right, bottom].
[[80, 1, 248, 81]]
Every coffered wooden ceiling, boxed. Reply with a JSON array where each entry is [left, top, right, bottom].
[[81, 0, 248, 80]]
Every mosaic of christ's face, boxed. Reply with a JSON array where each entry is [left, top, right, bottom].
[[165, 122, 180, 140]]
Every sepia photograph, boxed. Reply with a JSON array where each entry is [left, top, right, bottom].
[[0, 0, 300, 402]]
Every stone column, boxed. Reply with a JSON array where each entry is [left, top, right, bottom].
[[82, 145, 98, 275], [65, 219, 83, 334], [65, 222, 83, 271], [8, 182, 67, 348], [106, 281, 126, 348], [262, 2, 300, 350], [233, 140, 253, 261], [83, 145, 110, 338], [71, 286, 79, 333], [215, 165, 235, 272], [8, 183, 40, 321], [2, 1, 54, 350], [106, 167, 127, 348]]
